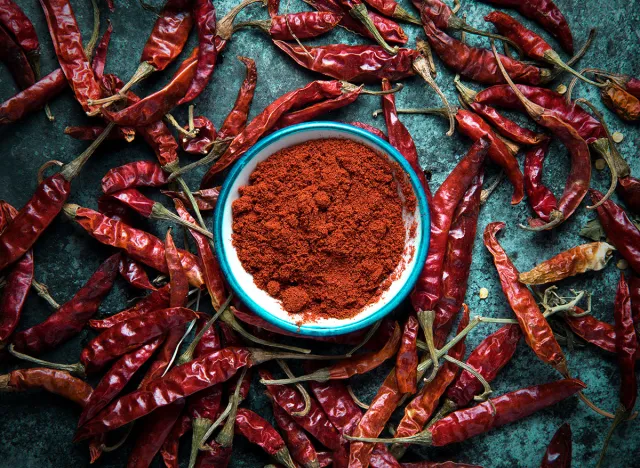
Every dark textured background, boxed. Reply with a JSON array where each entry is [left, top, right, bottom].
[[0, 0, 639, 466]]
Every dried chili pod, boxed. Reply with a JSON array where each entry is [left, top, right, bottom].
[[349, 121, 387, 140], [0, 0, 40, 69], [0, 68, 66, 124], [235, 408, 297, 468], [119, 255, 156, 291], [540, 423, 572, 468], [599, 81, 640, 121], [467, 101, 546, 146], [270, 397, 320, 468], [564, 309, 616, 354], [102, 160, 169, 194], [162, 187, 220, 211], [88, 285, 170, 330], [396, 316, 419, 394], [182, 116, 217, 155], [523, 139, 557, 221], [617, 176, 640, 215], [0, 25, 35, 90], [91, 21, 112, 80], [217, 56, 258, 141], [64, 125, 135, 142], [0, 368, 92, 406], [234, 12, 342, 40]]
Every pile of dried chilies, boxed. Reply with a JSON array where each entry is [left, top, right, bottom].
[[0, 0, 638, 467]]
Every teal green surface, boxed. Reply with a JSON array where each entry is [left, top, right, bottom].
[[0, 0, 639, 466]]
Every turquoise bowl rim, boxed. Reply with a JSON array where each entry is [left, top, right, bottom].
[[213, 121, 430, 336]]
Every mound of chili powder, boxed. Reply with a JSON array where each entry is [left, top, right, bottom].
[[232, 138, 414, 321]]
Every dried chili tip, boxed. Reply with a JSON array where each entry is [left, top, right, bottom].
[[540, 423, 572, 468], [218, 0, 268, 40], [233, 12, 343, 40], [348, 3, 399, 55], [519, 242, 616, 285]]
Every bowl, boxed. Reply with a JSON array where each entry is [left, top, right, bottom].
[[213, 121, 430, 336]]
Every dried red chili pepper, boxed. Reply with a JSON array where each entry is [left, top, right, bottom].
[[64, 125, 134, 142], [261, 369, 342, 451], [235, 408, 297, 468], [39, 0, 102, 114], [599, 81, 640, 121], [361, 0, 419, 23], [589, 190, 640, 274], [64, 205, 205, 287], [0, 68, 66, 124], [519, 242, 615, 285], [235, 12, 342, 40], [271, 398, 320, 468], [617, 176, 640, 215], [467, 101, 546, 146], [523, 139, 557, 221], [0, 25, 35, 90], [412, 137, 488, 315], [273, 42, 418, 83], [484, 222, 568, 375], [217, 56, 258, 140], [118, 255, 156, 291], [421, 16, 550, 85], [396, 316, 419, 394], [564, 309, 617, 355], [88, 285, 170, 330], [261, 322, 401, 384], [631, 276, 640, 329], [182, 116, 217, 155], [163, 187, 220, 211], [0, 368, 92, 406], [91, 21, 112, 80], [101, 160, 169, 194], [540, 423, 572, 468], [0, 0, 40, 69], [12, 253, 120, 355]]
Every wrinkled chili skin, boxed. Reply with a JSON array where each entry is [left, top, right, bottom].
[[91, 22, 112, 80], [412, 137, 488, 314], [601, 83, 640, 121], [4, 368, 92, 406], [102, 161, 169, 194], [140, 0, 194, 71], [309, 378, 362, 433], [0, 68, 67, 124], [75, 347, 251, 440], [276, 88, 362, 131], [421, 17, 547, 85], [88, 284, 170, 330], [590, 190, 640, 274], [429, 379, 585, 446], [78, 338, 162, 427], [524, 139, 557, 221], [484, 222, 567, 375], [273, 41, 418, 83], [484, 11, 551, 60], [80, 307, 197, 373], [564, 310, 616, 354], [0, 0, 39, 55], [179, 0, 217, 104], [12, 253, 120, 354], [39, 0, 102, 113], [266, 12, 342, 40], [0, 173, 70, 271], [217, 56, 258, 140], [119, 255, 156, 290], [617, 177, 640, 215], [469, 102, 545, 146], [454, 110, 524, 205], [235, 408, 287, 456], [540, 423, 572, 468], [163, 187, 220, 211], [182, 116, 217, 155], [64, 125, 134, 142], [195, 443, 232, 467], [615, 274, 637, 411], [106, 189, 155, 218], [396, 316, 419, 394], [446, 325, 520, 408], [271, 393, 320, 468], [631, 276, 640, 331], [0, 26, 35, 89]]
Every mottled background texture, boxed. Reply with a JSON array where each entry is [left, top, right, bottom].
[[0, 0, 639, 466]]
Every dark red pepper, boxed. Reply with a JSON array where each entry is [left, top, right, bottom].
[[540, 423, 572, 468], [523, 138, 558, 222]]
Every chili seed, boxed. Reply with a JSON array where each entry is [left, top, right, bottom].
[[479, 287, 489, 299]]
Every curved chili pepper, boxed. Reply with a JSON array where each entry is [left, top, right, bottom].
[[0, 368, 92, 406], [64, 125, 134, 142], [0, 68, 66, 124], [468, 102, 546, 146], [540, 423, 572, 468], [0, 0, 39, 63], [273, 42, 418, 83], [103, 48, 199, 126], [614, 273, 637, 412], [523, 139, 557, 221], [91, 21, 112, 80], [218, 56, 258, 140], [484, 222, 568, 375], [271, 402, 319, 468], [235, 408, 297, 467], [103, 188, 157, 218], [235, 12, 342, 40], [118, 255, 156, 291], [478, 0, 573, 53], [361, 0, 418, 23], [617, 176, 640, 215], [76, 347, 253, 441], [12, 253, 120, 355], [600, 82, 640, 121], [421, 16, 550, 85], [39, 0, 102, 114], [412, 137, 489, 314], [80, 307, 197, 374], [304, 0, 407, 45], [519, 242, 615, 285], [0, 25, 35, 89], [396, 316, 419, 394], [202, 80, 356, 187], [88, 284, 170, 330], [163, 187, 220, 211], [589, 190, 640, 274], [349, 121, 387, 140], [564, 311, 616, 354], [261, 369, 342, 451], [182, 116, 217, 155], [102, 160, 169, 194], [78, 338, 162, 427]]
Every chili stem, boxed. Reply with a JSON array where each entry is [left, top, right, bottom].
[[443, 354, 493, 401], [346, 320, 381, 357], [32, 279, 61, 309], [165, 113, 198, 138], [349, 3, 399, 55], [188, 418, 211, 468], [161, 318, 197, 377], [88, 62, 156, 107], [84, 0, 101, 59], [215, 367, 248, 448], [595, 407, 627, 468], [151, 203, 213, 239], [480, 171, 504, 205], [347, 384, 370, 409], [166, 138, 232, 181], [277, 359, 311, 417], [60, 122, 116, 181], [7, 344, 85, 378], [417, 310, 439, 382]]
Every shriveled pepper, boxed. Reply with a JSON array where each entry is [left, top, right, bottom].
[[523, 139, 557, 221], [235, 408, 297, 468], [540, 423, 572, 468], [102, 160, 169, 194], [467, 101, 546, 146], [270, 398, 320, 468], [396, 316, 419, 394], [0, 368, 92, 406], [617, 176, 640, 215], [564, 310, 616, 354], [234, 12, 342, 40], [182, 116, 217, 155], [162, 187, 220, 211], [119, 255, 156, 291], [64, 125, 135, 142], [0, 25, 35, 90], [0, 0, 40, 68], [88, 285, 170, 330], [0, 68, 66, 124], [217, 56, 258, 141]]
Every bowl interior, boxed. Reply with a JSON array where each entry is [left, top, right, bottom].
[[215, 122, 429, 336]]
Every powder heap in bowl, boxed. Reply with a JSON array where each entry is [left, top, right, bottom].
[[232, 138, 415, 322]]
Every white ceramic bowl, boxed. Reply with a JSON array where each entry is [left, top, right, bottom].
[[214, 122, 430, 336]]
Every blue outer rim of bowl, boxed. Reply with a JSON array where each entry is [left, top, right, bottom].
[[213, 121, 430, 336]]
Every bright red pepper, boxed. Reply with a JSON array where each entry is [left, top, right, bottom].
[[271, 396, 320, 468], [102, 161, 169, 194], [396, 316, 419, 394], [236, 12, 342, 40], [540, 423, 572, 468], [523, 138, 557, 222], [0, 0, 40, 59], [88, 285, 170, 330], [118, 255, 156, 291], [182, 115, 217, 155], [0, 367, 92, 406], [217, 56, 258, 140], [235, 407, 297, 467], [0, 68, 67, 124], [468, 101, 546, 146]]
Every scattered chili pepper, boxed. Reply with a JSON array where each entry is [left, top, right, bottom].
[[0, 68, 66, 124], [273, 42, 418, 83], [0, 368, 92, 407], [12, 253, 120, 355], [421, 16, 551, 85], [484, 222, 568, 376], [88, 284, 170, 330], [270, 395, 320, 468], [347, 378, 585, 446], [235, 408, 297, 468], [589, 190, 640, 274], [217, 56, 258, 141], [39, 0, 102, 114], [564, 309, 617, 354], [234, 12, 342, 40], [162, 187, 220, 211], [119, 255, 156, 291], [64, 205, 205, 287], [412, 137, 489, 315], [0, 25, 35, 90], [477, 0, 574, 53], [519, 242, 615, 285], [91, 21, 112, 80], [0, 0, 40, 70], [523, 139, 557, 221], [64, 124, 135, 142], [182, 115, 217, 155], [599, 81, 640, 121], [617, 176, 640, 215], [467, 101, 546, 146], [396, 316, 419, 394], [540, 423, 572, 468], [102, 160, 169, 194]]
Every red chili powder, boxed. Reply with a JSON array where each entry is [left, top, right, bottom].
[[232, 138, 414, 321]]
